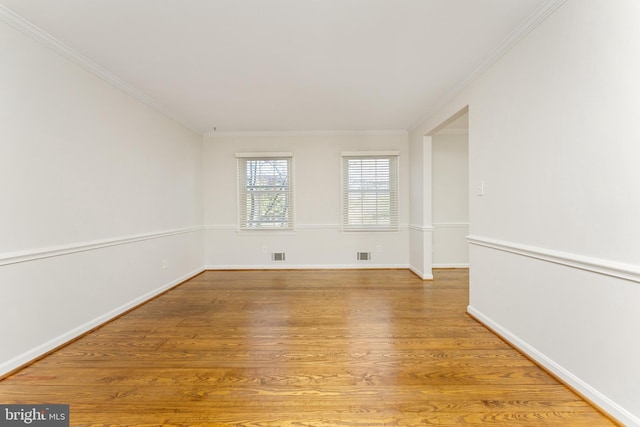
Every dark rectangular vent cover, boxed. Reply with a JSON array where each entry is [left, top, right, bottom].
[[357, 252, 371, 261], [272, 252, 286, 261]]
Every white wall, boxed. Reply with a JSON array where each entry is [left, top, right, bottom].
[[408, 133, 433, 279], [203, 132, 409, 269], [4, 1, 638, 422], [0, 20, 204, 375], [411, 1, 640, 424], [432, 132, 469, 267]]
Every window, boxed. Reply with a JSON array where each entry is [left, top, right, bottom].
[[236, 153, 293, 230], [342, 152, 399, 231]]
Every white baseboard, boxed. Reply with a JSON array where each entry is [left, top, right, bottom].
[[206, 264, 435, 280], [0, 267, 205, 377], [432, 263, 469, 269], [204, 264, 410, 271], [467, 305, 639, 427], [409, 265, 434, 280]]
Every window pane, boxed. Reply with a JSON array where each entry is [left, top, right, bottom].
[[238, 157, 293, 230], [343, 155, 397, 230]]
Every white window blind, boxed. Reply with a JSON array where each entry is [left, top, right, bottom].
[[237, 154, 293, 230], [342, 154, 398, 231]]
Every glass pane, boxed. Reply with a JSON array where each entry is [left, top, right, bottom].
[[345, 157, 393, 227], [241, 158, 291, 228]]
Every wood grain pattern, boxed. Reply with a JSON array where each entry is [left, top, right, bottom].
[[0, 269, 615, 426]]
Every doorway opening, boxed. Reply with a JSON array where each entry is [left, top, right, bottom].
[[429, 108, 469, 268]]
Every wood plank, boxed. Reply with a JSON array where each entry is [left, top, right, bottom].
[[5, 365, 561, 386], [0, 269, 616, 426], [18, 349, 535, 369]]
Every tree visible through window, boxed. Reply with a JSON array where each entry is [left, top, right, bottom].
[[237, 155, 293, 230], [342, 154, 398, 231]]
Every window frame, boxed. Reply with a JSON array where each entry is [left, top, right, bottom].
[[236, 152, 294, 231], [341, 151, 399, 232]]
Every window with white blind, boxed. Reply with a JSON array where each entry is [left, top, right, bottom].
[[342, 152, 399, 231], [236, 153, 293, 230]]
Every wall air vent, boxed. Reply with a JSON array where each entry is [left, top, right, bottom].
[[357, 252, 371, 261], [272, 252, 286, 262]]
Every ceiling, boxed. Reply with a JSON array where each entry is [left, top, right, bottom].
[[1, 0, 551, 133]]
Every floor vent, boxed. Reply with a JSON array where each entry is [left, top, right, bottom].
[[272, 252, 286, 262], [357, 252, 371, 261]]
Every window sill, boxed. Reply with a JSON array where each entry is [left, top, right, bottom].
[[236, 229, 297, 236]]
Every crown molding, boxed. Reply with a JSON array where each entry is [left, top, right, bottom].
[[205, 129, 408, 138], [1, 1, 566, 138], [408, 0, 567, 132], [0, 4, 200, 133]]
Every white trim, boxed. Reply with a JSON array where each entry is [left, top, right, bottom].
[[409, 0, 567, 132], [0, 267, 205, 377], [409, 224, 434, 232], [235, 230, 297, 236], [205, 224, 300, 234], [0, 4, 198, 133], [205, 264, 410, 271], [467, 235, 640, 284], [206, 224, 411, 231], [341, 228, 401, 234], [207, 130, 408, 137], [235, 152, 294, 158], [341, 150, 401, 157], [409, 265, 434, 280], [433, 222, 469, 229], [432, 263, 470, 269], [0, 227, 204, 267], [468, 306, 638, 427]]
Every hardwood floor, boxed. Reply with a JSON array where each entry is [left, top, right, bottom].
[[0, 269, 614, 426]]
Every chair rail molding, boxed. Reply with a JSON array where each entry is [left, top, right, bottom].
[[467, 235, 640, 284], [0, 226, 204, 267]]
